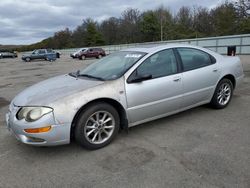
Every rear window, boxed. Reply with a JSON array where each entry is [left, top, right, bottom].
[[177, 48, 213, 71]]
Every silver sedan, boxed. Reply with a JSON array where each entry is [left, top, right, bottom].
[[5, 44, 244, 149]]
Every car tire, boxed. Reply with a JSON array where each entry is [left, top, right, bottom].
[[79, 55, 85, 60], [25, 57, 31, 62], [74, 102, 120, 150], [210, 78, 233, 109], [98, 54, 102, 59]]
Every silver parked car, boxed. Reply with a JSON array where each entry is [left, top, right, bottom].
[[5, 44, 244, 149]]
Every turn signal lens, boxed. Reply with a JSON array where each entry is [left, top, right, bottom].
[[24, 126, 52, 133]]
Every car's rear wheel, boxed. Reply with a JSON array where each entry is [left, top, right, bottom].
[[98, 54, 102, 59], [210, 78, 233, 109], [25, 57, 31, 62], [74, 102, 120, 150]]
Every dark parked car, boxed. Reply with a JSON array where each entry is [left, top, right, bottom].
[[78, 48, 106, 60], [22, 49, 57, 62], [70, 48, 87, 58], [0, 51, 18, 58], [54, 51, 61, 58]]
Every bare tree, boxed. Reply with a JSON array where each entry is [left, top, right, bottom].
[[234, 0, 250, 17], [100, 17, 120, 45], [155, 6, 173, 40], [120, 8, 141, 43], [193, 6, 213, 37]]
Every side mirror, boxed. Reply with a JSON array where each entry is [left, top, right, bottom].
[[128, 74, 152, 83]]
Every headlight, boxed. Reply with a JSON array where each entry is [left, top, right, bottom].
[[17, 107, 53, 122]]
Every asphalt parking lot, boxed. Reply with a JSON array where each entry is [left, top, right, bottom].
[[0, 54, 250, 188]]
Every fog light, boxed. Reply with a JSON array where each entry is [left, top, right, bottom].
[[24, 126, 51, 133]]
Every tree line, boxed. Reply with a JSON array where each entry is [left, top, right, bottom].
[[17, 0, 250, 51]]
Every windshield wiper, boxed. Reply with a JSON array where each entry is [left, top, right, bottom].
[[69, 72, 77, 78], [69, 70, 80, 78], [78, 74, 105, 81], [69, 70, 104, 81]]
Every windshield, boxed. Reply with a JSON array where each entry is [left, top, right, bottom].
[[76, 48, 86, 53], [78, 51, 146, 80]]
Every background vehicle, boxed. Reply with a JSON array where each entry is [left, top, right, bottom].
[[70, 48, 87, 58], [21, 49, 57, 62], [54, 50, 61, 58], [0, 51, 17, 58], [78, 48, 106, 60], [6, 44, 243, 150]]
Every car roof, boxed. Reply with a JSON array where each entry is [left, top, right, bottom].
[[90, 47, 103, 50], [122, 43, 206, 53]]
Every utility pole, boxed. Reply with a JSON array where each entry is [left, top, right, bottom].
[[160, 9, 163, 41]]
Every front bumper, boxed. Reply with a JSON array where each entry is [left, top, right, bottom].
[[70, 54, 77, 58], [21, 56, 29, 61], [5, 105, 70, 146]]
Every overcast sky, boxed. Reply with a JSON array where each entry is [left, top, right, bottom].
[[0, 0, 224, 45]]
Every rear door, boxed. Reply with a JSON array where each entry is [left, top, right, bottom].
[[93, 48, 99, 57], [125, 49, 183, 125], [176, 47, 219, 108]]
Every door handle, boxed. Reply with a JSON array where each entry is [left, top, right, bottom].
[[213, 69, 218, 72], [173, 77, 181, 82]]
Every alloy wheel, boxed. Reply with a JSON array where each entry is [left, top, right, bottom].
[[84, 111, 115, 144], [217, 83, 231, 106]]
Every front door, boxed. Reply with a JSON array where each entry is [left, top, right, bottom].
[[125, 49, 183, 125]]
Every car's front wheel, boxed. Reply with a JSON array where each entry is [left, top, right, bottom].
[[25, 57, 31, 62], [210, 78, 233, 109], [74, 102, 120, 150], [79, 55, 85, 60]]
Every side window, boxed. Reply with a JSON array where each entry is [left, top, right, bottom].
[[38, 49, 46, 54], [177, 48, 212, 71], [136, 49, 177, 79]]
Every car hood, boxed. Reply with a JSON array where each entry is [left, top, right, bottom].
[[13, 74, 103, 106], [22, 53, 31, 57], [72, 52, 80, 55]]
